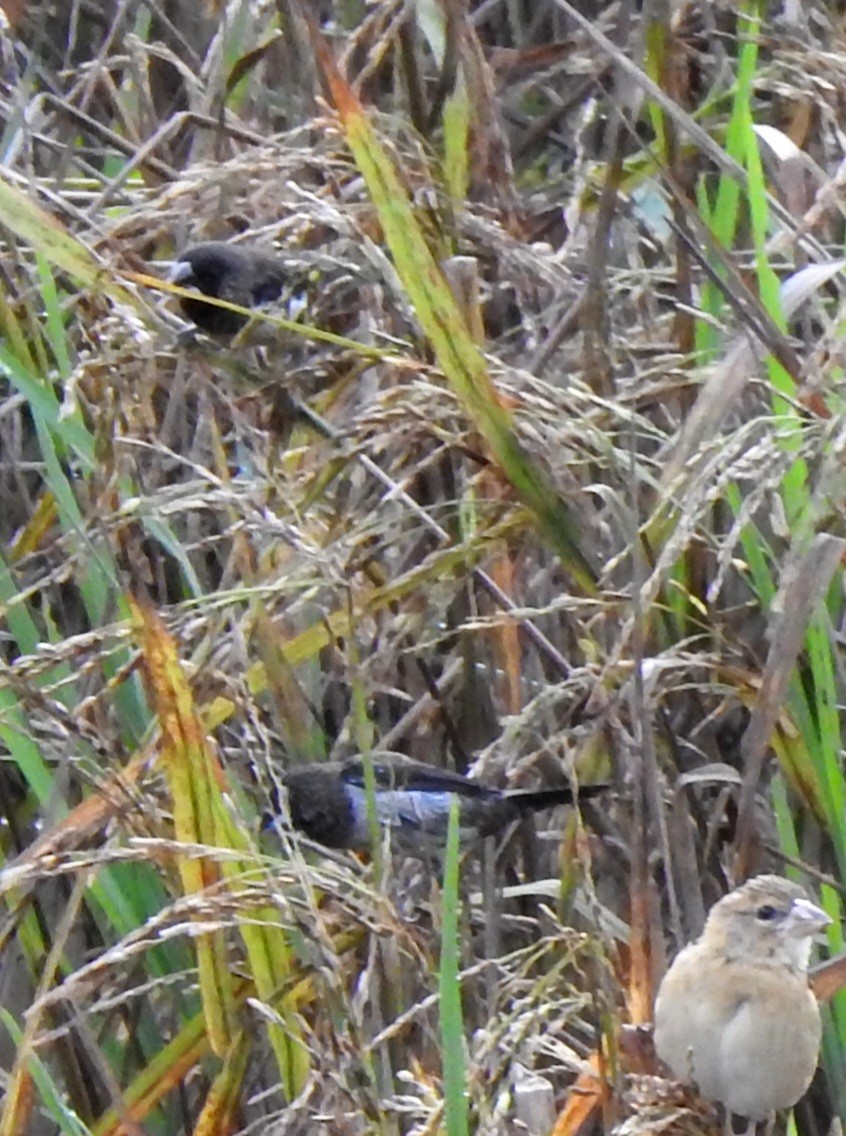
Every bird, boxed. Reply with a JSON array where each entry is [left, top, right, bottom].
[[167, 241, 287, 335], [277, 755, 608, 853], [653, 874, 831, 1135]]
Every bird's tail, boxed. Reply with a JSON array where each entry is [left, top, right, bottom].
[[506, 782, 609, 812]]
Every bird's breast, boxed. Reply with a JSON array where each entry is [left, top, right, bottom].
[[654, 950, 821, 1120]]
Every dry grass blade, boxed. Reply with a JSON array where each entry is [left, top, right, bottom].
[[0, 2, 844, 1134]]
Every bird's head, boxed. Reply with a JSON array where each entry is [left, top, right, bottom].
[[166, 241, 284, 335], [704, 874, 831, 971], [168, 242, 244, 299]]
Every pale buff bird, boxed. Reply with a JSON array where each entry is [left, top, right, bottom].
[[654, 875, 831, 1134]]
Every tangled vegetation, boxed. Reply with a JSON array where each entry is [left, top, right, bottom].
[[0, 1, 843, 1134]]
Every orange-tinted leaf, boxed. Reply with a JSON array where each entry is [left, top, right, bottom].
[[130, 599, 235, 1056], [191, 1032, 250, 1136], [0, 1063, 35, 1136], [550, 1052, 607, 1136], [811, 951, 846, 1003]]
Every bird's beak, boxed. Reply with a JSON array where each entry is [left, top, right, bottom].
[[167, 260, 195, 286], [792, 898, 832, 934]]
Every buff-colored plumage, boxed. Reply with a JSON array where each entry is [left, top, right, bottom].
[[654, 875, 830, 1131]]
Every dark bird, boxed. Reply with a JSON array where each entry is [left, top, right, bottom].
[[167, 241, 287, 335], [278, 756, 608, 852], [654, 874, 830, 1136]]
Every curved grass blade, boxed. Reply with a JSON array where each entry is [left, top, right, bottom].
[[300, 14, 595, 590]]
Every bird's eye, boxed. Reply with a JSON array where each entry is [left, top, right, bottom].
[[756, 904, 778, 921]]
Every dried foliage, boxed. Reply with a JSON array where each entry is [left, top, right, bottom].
[[0, 1, 844, 1135]]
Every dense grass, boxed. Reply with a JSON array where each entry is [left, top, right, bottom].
[[0, 2, 844, 1134]]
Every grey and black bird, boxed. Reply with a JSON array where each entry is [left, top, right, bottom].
[[277, 756, 608, 853], [168, 241, 287, 335]]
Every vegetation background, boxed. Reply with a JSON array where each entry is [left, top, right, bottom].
[[0, 0, 843, 1133]]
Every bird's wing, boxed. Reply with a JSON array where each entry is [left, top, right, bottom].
[[340, 757, 494, 798], [344, 784, 455, 834]]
